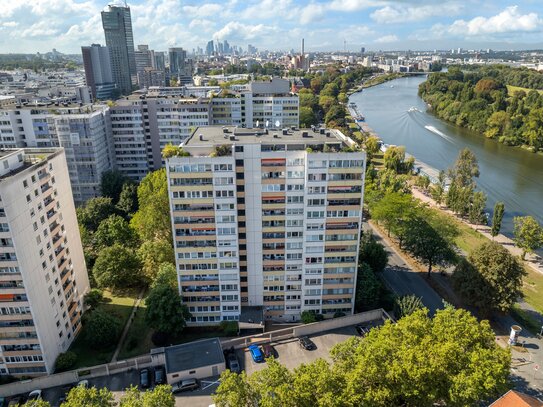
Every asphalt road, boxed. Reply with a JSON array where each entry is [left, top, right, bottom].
[[363, 223, 444, 314]]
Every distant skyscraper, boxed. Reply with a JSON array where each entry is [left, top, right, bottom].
[[247, 44, 257, 54], [206, 40, 214, 56], [101, 4, 137, 95], [81, 44, 117, 100], [223, 40, 230, 54], [360, 47, 365, 54], [168, 47, 187, 76], [154, 52, 165, 71]]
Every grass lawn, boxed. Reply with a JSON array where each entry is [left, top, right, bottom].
[[118, 296, 152, 360], [521, 266, 543, 315], [506, 85, 543, 96], [69, 289, 139, 369]]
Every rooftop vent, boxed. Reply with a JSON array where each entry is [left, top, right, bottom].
[[326, 132, 331, 137], [302, 131, 309, 138], [229, 136, 236, 141], [320, 128, 325, 135], [199, 134, 204, 141], [282, 129, 288, 135], [273, 134, 278, 138], [291, 126, 296, 131]]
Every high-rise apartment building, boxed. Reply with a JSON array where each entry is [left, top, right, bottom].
[[81, 44, 117, 100], [167, 126, 365, 324], [109, 95, 210, 180], [0, 104, 114, 203], [101, 4, 137, 95], [206, 40, 214, 56], [0, 148, 89, 377], [137, 68, 166, 89]]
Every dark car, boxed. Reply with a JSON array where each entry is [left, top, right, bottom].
[[171, 379, 199, 393], [140, 368, 151, 388], [299, 336, 316, 350], [227, 353, 241, 373], [262, 344, 275, 358], [154, 366, 165, 385]]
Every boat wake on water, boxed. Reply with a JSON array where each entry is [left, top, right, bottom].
[[424, 125, 454, 143], [407, 106, 421, 113]]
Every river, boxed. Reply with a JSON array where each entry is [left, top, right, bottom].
[[349, 75, 543, 240]]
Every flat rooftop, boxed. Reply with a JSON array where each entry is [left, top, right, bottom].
[[164, 338, 225, 374], [185, 126, 346, 147]]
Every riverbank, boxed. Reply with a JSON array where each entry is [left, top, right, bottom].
[[347, 72, 406, 95]]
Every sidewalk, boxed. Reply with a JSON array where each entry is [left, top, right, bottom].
[[411, 188, 543, 275], [111, 288, 145, 363]]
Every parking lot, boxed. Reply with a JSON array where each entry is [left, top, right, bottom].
[[5, 321, 384, 407]]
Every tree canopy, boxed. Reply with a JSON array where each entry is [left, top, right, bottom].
[[93, 244, 143, 289], [453, 241, 525, 315], [513, 215, 543, 259], [145, 281, 190, 336], [213, 307, 511, 407]]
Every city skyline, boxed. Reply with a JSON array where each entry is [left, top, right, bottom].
[[0, 0, 542, 54]]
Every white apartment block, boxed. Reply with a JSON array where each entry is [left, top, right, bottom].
[[0, 149, 89, 377], [0, 104, 114, 203], [110, 95, 210, 181], [167, 126, 365, 325]]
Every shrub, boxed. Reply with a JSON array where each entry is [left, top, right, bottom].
[[301, 311, 316, 324], [84, 309, 121, 349], [84, 288, 104, 309], [220, 321, 239, 336], [55, 351, 77, 372], [151, 331, 170, 347]]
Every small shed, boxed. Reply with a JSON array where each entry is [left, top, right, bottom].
[[161, 338, 226, 383]]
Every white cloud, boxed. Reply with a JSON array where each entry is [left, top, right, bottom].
[[371, 3, 463, 24], [213, 21, 278, 41], [375, 34, 399, 43], [1, 22, 19, 27], [432, 6, 543, 37], [188, 18, 215, 32], [182, 3, 223, 17], [20, 21, 60, 38]]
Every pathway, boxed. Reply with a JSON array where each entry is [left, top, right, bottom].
[[363, 222, 444, 314], [111, 288, 145, 363], [411, 187, 543, 275]]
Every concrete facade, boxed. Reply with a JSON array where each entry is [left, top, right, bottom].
[[167, 126, 365, 325], [0, 149, 89, 377]]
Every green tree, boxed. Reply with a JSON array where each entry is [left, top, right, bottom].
[[119, 385, 175, 407], [371, 192, 419, 248], [446, 148, 480, 216], [355, 263, 383, 312], [94, 215, 138, 249], [300, 310, 317, 324], [84, 309, 121, 348], [214, 307, 511, 407], [137, 239, 175, 283], [404, 217, 456, 275], [100, 170, 128, 203], [358, 233, 389, 273], [93, 244, 142, 289], [321, 82, 340, 97], [131, 169, 172, 242], [383, 145, 406, 173], [468, 190, 488, 225], [76, 197, 117, 232], [145, 284, 190, 336], [117, 183, 139, 217], [84, 288, 104, 308], [414, 175, 431, 192], [393, 295, 424, 319], [152, 263, 178, 289], [54, 351, 77, 372], [513, 215, 543, 259], [453, 241, 526, 314], [299, 106, 317, 127], [491, 202, 505, 238], [62, 385, 115, 407], [364, 136, 380, 161], [431, 170, 447, 205]]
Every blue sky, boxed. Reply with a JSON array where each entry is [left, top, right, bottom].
[[1, 0, 542, 54]]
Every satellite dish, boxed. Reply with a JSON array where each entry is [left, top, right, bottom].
[[256, 120, 260, 127], [265, 120, 269, 128], [275, 120, 280, 128]]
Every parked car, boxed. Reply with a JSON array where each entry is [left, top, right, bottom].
[[262, 344, 275, 358], [77, 380, 89, 388], [298, 336, 316, 350], [227, 353, 241, 373], [171, 379, 199, 393], [140, 368, 151, 388], [154, 366, 165, 385], [248, 344, 264, 363]]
